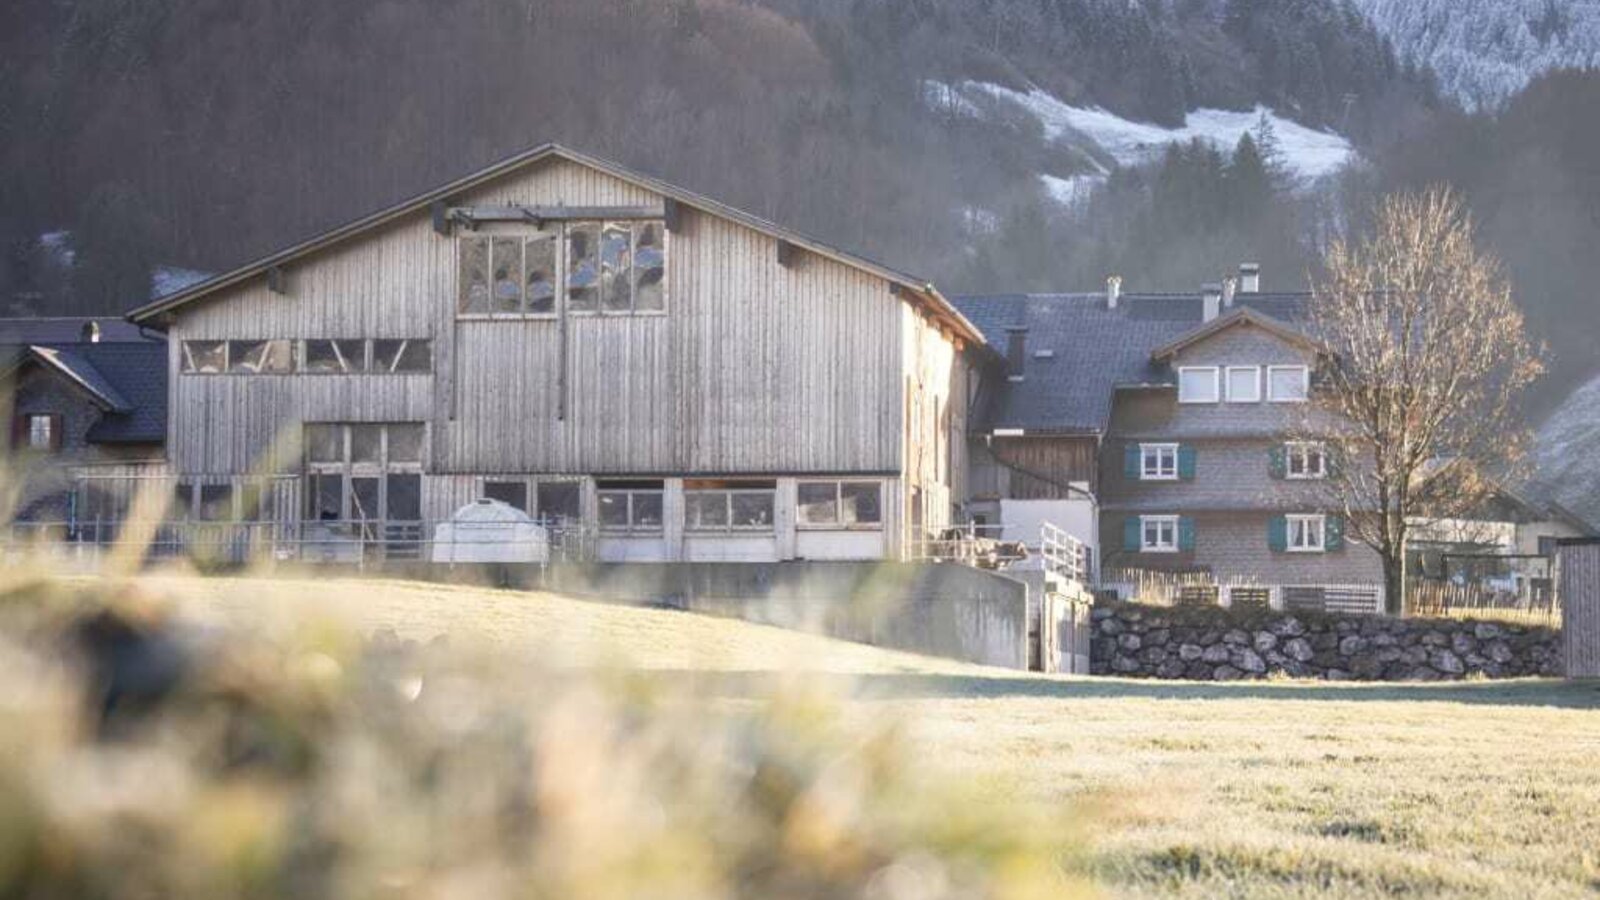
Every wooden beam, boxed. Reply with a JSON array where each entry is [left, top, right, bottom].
[[776, 239, 797, 269], [448, 204, 664, 222], [430, 200, 451, 236], [266, 266, 287, 295], [663, 198, 684, 233]]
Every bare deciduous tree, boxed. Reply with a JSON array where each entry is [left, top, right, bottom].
[[1304, 188, 1543, 614]]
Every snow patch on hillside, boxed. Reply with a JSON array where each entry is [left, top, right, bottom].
[[1535, 371, 1600, 528], [930, 80, 1355, 182], [1350, 0, 1600, 110]]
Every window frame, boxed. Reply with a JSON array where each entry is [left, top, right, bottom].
[[455, 220, 669, 322], [1267, 365, 1310, 403], [180, 340, 228, 374], [25, 413, 58, 452], [596, 482, 666, 535], [684, 480, 778, 534], [796, 480, 884, 531], [1286, 514, 1326, 552], [1225, 365, 1261, 403], [1139, 443, 1179, 481], [1285, 441, 1327, 480], [1177, 366, 1220, 404], [302, 422, 427, 522], [1140, 515, 1179, 553]]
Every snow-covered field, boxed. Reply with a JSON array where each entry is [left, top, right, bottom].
[[927, 80, 1356, 183]]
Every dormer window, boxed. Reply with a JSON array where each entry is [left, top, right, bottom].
[[1268, 365, 1310, 402], [1177, 366, 1219, 403]]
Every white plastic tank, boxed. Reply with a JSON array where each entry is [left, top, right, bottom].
[[431, 499, 549, 564]]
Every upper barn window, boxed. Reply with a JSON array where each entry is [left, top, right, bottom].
[[458, 221, 665, 319]]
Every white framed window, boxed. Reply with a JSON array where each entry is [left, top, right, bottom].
[[1286, 442, 1326, 479], [797, 480, 883, 529], [1140, 443, 1178, 480], [1267, 365, 1310, 403], [1141, 515, 1179, 553], [1177, 366, 1220, 403], [597, 480, 665, 533], [1225, 366, 1261, 403], [1287, 514, 1325, 552], [684, 479, 777, 532], [26, 414, 57, 451]]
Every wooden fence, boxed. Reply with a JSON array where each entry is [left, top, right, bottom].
[[1404, 579, 1561, 628]]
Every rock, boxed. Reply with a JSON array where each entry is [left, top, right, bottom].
[[1139, 646, 1169, 665], [1339, 636, 1368, 656], [1349, 655, 1385, 677], [1178, 643, 1204, 662], [1283, 638, 1314, 662], [1401, 666, 1442, 682], [1111, 655, 1142, 673], [1474, 623, 1504, 640], [1091, 607, 1116, 621], [1202, 644, 1232, 664], [1421, 630, 1449, 647], [1264, 650, 1288, 666], [1156, 658, 1187, 678], [1253, 631, 1278, 652], [1311, 633, 1340, 652], [1451, 633, 1477, 656], [1325, 668, 1351, 681], [1486, 641, 1514, 663], [1371, 632, 1399, 648], [1145, 628, 1171, 647], [1224, 629, 1250, 646], [1402, 646, 1430, 665], [1099, 617, 1123, 636], [1213, 665, 1244, 681], [1233, 648, 1267, 674], [1118, 607, 1144, 622], [1185, 662, 1213, 679], [1118, 633, 1142, 651], [1269, 617, 1307, 637], [1375, 647, 1403, 664]]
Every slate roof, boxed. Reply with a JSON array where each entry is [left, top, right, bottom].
[[951, 291, 1311, 434], [0, 317, 158, 345], [1, 341, 167, 444]]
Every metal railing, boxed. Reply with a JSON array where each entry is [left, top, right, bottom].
[[908, 521, 1089, 587], [1039, 522, 1087, 585], [3, 517, 598, 568]]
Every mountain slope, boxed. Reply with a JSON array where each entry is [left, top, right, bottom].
[[1536, 372, 1600, 529], [1350, 0, 1600, 110]]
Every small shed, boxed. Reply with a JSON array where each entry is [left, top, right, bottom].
[[432, 499, 549, 564]]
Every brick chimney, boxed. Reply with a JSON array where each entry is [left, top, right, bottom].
[[1106, 275, 1122, 310], [1005, 326, 1027, 381], [1239, 263, 1261, 294], [1202, 283, 1222, 323]]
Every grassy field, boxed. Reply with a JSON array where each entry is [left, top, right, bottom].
[[150, 574, 1600, 898]]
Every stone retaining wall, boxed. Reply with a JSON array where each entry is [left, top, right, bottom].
[[1090, 601, 1562, 681]]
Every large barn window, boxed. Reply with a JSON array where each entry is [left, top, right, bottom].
[[303, 422, 426, 522], [596, 480, 664, 533], [685, 480, 776, 532], [457, 221, 665, 319], [181, 341, 227, 373], [228, 340, 293, 374], [797, 481, 882, 529]]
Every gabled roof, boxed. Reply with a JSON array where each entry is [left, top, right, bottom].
[[126, 143, 985, 347], [1149, 305, 1320, 362], [0, 317, 158, 345], [951, 291, 1312, 435], [1, 342, 168, 444]]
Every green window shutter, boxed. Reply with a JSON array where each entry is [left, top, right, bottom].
[[1124, 444, 1141, 480], [1178, 516, 1196, 551], [1268, 515, 1288, 552], [1326, 515, 1345, 550], [1123, 516, 1142, 552], [1178, 445, 1197, 480], [1268, 445, 1286, 479]]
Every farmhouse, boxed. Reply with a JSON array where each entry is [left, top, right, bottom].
[[124, 144, 989, 564]]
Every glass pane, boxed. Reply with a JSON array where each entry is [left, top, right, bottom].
[[598, 492, 628, 528], [798, 482, 839, 525], [634, 222, 665, 312], [349, 477, 380, 520], [600, 222, 633, 312], [182, 341, 226, 373], [524, 231, 558, 314], [491, 237, 523, 313], [395, 340, 431, 373], [229, 341, 264, 373], [199, 484, 233, 522], [841, 482, 880, 525], [686, 492, 728, 529], [1180, 369, 1217, 402], [310, 474, 342, 521], [302, 341, 341, 374], [458, 237, 491, 314], [305, 424, 342, 464], [483, 480, 528, 512], [1270, 367, 1308, 401], [350, 425, 383, 465], [1227, 368, 1258, 401], [632, 492, 663, 529], [330, 340, 366, 373], [171, 482, 193, 519], [566, 223, 599, 312], [537, 482, 581, 524], [731, 492, 774, 529], [386, 474, 422, 520], [387, 424, 425, 464], [371, 340, 410, 373]]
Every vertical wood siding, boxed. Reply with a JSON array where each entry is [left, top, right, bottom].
[[1560, 542, 1600, 678]]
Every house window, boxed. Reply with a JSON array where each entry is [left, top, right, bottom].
[[180, 341, 227, 373], [797, 481, 882, 528], [1268, 365, 1310, 403], [537, 481, 583, 525], [1141, 515, 1179, 552], [458, 221, 665, 319], [596, 480, 664, 533], [1177, 367, 1219, 403], [684, 480, 776, 532], [1286, 442, 1326, 479], [1225, 366, 1261, 402], [1140, 443, 1178, 480], [483, 479, 529, 512], [1287, 514, 1325, 552], [228, 340, 293, 374], [24, 414, 59, 452], [303, 423, 426, 521]]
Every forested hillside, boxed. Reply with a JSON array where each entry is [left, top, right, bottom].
[[0, 0, 1427, 317]]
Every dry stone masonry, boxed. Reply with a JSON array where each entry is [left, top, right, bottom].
[[1090, 601, 1561, 681]]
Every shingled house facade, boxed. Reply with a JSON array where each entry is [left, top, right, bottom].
[[956, 270, 1386, 609]]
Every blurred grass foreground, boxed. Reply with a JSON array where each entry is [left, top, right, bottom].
[[0, 566, 1084, 899]]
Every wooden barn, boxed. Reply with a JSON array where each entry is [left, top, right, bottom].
[[126, 144, 989, 564]]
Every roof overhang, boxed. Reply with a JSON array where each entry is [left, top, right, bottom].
[[2, 346, 131, 412], [1149, 307, 1321, 362], [126, 143, 988, 350]]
